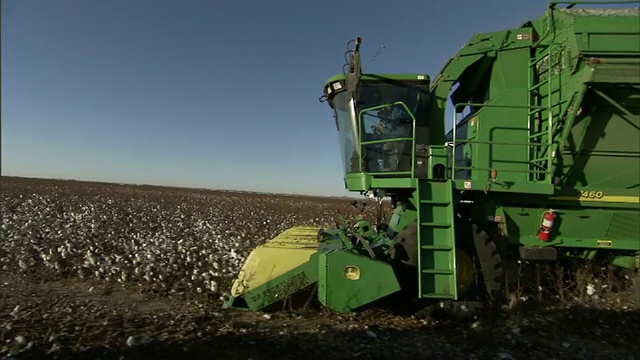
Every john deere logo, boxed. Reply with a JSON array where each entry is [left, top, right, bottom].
[[344, 266, 360, 280]]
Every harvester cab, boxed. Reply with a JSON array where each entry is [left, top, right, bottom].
[[223, 1, 640, 314], [322, 44, 432, 193]]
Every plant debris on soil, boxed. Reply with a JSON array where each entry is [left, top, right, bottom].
[[1, 176, 639, 360]]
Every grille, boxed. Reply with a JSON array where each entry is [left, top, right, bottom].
[[606, 212, 640, 239]]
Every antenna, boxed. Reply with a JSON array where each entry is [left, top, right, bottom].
[[362, 5, 407, 72], [347, 37, 362, 95]]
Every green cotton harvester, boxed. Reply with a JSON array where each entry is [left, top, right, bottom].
[[222, 1, 640, 313]]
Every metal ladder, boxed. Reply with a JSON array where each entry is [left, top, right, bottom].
[[417, 179, 458, 299], [527, 44, 565, 183]]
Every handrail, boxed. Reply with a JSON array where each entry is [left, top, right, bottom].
[[451, 103, 547, 179], [367, 171, 413, 175], [541, 44, 565, 181], [547, 44, 555, 173], [451, 103, 546, 142], [525, 43, 568, 182], [451, 139, 555, 147], [357, 101, 417, 176], [361, 137, 414, 146], [548, 0, 640, 8], [454, 166, 551, 175]]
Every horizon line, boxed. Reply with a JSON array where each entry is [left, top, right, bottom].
[[0, 175, 363, 199]]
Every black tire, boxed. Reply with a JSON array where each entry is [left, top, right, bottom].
[[633, 268, 640, 302], [389, 221, 504, 305], [389, 222, 418, 267], [388, 222, 419, 299], [471, 224, 504, 304]]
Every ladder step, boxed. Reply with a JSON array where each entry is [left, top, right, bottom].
[[528, 78, 549, 92], [529, 50, 559, 67], [529, 132, 547, 139], [417, 179, 457, 301], [530, 157, 549, 162], [528, 108, 548, 116], [422, 269, 454, 275], [421, 293, 456, 299], [420, 222, 451, 227], [420, 200, 450, 205], [421, 245, 453, 251]]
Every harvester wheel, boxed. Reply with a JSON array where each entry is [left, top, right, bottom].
[[471, 224, 504, 304], [389, 222, 418, 267], [388, 222, 419, 302], [388, 222, 477, 300], [633, 268, 640, 302]]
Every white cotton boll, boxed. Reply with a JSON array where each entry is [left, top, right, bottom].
[[18, 259, 28, 270], [126, 336, 136, 347], [86, 251, 97, 267], [209, 281, 218, 293]]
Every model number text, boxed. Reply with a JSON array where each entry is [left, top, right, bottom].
[[580, 190, 604, 199]]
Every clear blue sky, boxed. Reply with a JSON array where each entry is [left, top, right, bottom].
[[2, 0, 556, 196]]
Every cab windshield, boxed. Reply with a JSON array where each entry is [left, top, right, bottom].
[[332, 91, 360, 173], [330, 82, 427, 174]]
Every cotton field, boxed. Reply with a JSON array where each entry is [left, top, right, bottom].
[[0, 177, 360, 297]]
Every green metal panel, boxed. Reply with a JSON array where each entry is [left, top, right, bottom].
[[344, 173, 371, 191], [387, 203, 417, 234], [343, 173, 417, 192], [317, 250, 328, 306], [370, 177, 416, 189], [317, 250, 401, 313], [501, 207, 640, 250], [611, 255, 640, 269], [570, 9, 640, 53], [417, 179, 458, 299], [426, 145, 449, 179], [558, 84, 640, 193], [586, 58, 640, 84]]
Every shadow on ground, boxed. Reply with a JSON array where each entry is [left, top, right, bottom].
[[12, 305, 640, 360]]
